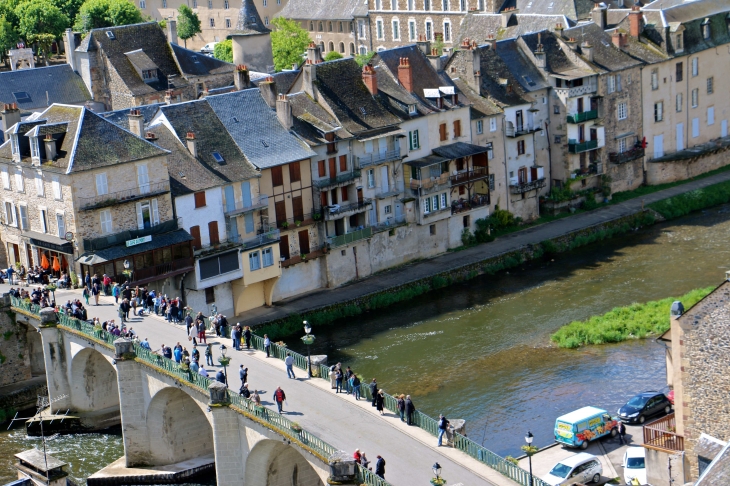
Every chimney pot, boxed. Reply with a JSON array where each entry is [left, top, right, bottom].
[[362, 63, 378, 95], [186, 132, 197, 157], [128, 109, 144, 137], [629, 6, 643, 38], [398, 55, 413, 92], [145, 132, 157, 140]]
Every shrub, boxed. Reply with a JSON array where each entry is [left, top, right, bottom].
[[488, 209, 515, 229], [649, 181, 730, 219], [474, 218, 494, 243], [461, 228, 476, 247]]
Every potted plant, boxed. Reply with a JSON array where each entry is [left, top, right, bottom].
[[295, 220, 302, 227], [430, 478, 447, 486], [313, 212, 322, 221], [290, 422, 303, 433], [300, 253, 306, 260], [281, 221, 289, 228]]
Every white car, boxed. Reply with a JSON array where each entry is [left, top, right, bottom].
[[200, 42, 218, 54], [542, 452, 603, 485], [623, 447, 647, 485]]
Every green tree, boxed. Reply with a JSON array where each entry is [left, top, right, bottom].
[[213, 38, 231, 62], [323, 50, 342, 61], [354, 50, 374, 67], [15, 0, 67, 40], [176, 5, 200, 48], [0, 15, 18, 65], [73, 0, 142, 32], [270, 17, 310, 72], [50, 0, 84, 28]]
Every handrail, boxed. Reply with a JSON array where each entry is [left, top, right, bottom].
[[313, 170, 362, 189], [78, 180, 170, 210], [356, 148, 401, 169], [224, 194, 269, 216]]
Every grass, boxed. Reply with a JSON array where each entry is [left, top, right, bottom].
[[551, 286, 714, 349], [649, 179, 730, 219]]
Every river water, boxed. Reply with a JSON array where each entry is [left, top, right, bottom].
[[2, 206, 729, 482]]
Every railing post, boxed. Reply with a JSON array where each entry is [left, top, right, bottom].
[[114, 337, 135, 359]]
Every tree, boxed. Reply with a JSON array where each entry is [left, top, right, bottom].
[[73, 0, 142, 32], [15, 0, 67, 39], [213, 38, 231, 63], [354, 50, 374, 67], [176, 5, 200, 48], [0, 15, 18, 65], [270, 17, 310, 72], [323, 50, 342, 61], [50, 0, 84, 29]]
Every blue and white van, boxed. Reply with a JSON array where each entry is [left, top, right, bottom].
[[554, 406, 618, 449]]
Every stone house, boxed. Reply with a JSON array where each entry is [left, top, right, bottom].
[[64, 22, 235, 111]]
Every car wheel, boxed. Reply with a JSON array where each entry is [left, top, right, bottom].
[[581, 440, 588, 450], [665, 405, 671, 414], [610, 427, 617, 437], [591, 473, 601, 483], [638, 415, 646, 424]]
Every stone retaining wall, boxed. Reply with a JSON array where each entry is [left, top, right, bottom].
[[647, 144, 730, 185]]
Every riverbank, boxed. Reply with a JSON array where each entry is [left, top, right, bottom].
[[551, 287, 714, 349]]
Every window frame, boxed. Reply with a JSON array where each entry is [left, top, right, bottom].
[[617, 102, 627, 120], [249, 251, 261, 271], [100, 209, 113, 234]]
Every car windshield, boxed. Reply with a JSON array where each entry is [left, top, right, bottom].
[[549, 463, 572, 478], [627, 457, 645, 469], [626, 396, 649, 407]]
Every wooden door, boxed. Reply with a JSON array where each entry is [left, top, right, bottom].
[[578, 124, 585, 142], [292, 196, 304, 222], [530, 166, 538, 182], [518, 167, 527, 184], [320, 191, 328, 208], [11, 244, 19, 264], [298, 230, 310, 255], [328, 158, 336, 179], [279, 234, 290, 260], [515, 110, 523, 131], [577, 97, 584, 113], [275, 200, 287, 226], [208, 221, 219, 245], [357, 187, 363, 204]]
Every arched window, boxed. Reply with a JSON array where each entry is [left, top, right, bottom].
[[319, 41, 325, 52], [339, 42, 345, 53], [359, 45, 367, 55], [265, 16, 269, 25], [350, 42, 355, 55], [328, 41, 335, 52], [309, 21, 314, 31]]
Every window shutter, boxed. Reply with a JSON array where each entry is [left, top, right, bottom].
[[52, 177, 62, 200], [1, 168, 9, 189], [244, 213, 254, 233], [271, 166, 283, 186], [339, 155, 347, 172], [454, 120, 461, 137], [40, 210, 47, 233], [35, 174, 43, 196], [341, 186, 348, 201], [616, 74, 622, 92], [151, 198, 159, 225], [208, 221, 219, 245], [136, 202, 144, 229], [137, 164, 150, 193], [318, 160, 326, 177], [289, 161, 301, 182], [96, 173, 108, 195], [194, 191, 206, 208], [190, 225, 201, 249], [15, 171, 23, 192]]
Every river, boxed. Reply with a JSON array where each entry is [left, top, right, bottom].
[[1, 205, 729, 482]]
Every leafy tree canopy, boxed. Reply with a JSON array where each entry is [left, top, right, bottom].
[[15, 0, 68, 40], [323, 50, 342, 61], [73, 0, 142, 32], [176, 4, 200, 47], [270, 17, 310, 72], [354, 50, 374, 67], [213, 38, 231, 63], [49, 0, 84, 29], [0, 14, 18, 53]]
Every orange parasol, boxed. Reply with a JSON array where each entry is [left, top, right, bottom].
[[52, 256, 60, 272], [41, 253, 50, 270]]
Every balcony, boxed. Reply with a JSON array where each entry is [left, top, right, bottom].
[[356, 147, 401, 168], [78, 181, 170, 211], [567, 110, 598, 124], [510, 178, 547, 194], [370, 214, 406, 233], [568, 139, 599, 153], [505, 123, 541, 138], [327, 226, 372, 248], [276, 213, 317, 230], [374, 184, 401, 199], [323, 199, 373, 221], [608, 147, 645, 164], [240, 227, 280, 250], [313, 170, 361, 190], [451, 193, 490, 214], [133, 257, 194, 284], [224, 194, 269, 217], [643, 413, 684, 453], [410, 173, 450, 194], [450, 167, 489, 185], [554, 79, 598, 99]]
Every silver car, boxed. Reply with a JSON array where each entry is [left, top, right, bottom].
[[542, 452, 603, 485]]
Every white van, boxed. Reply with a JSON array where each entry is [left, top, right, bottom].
[[200, 42, 218, 54], [542, 452, 603, 485]]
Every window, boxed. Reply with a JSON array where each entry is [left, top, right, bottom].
[[40, 209, 48, 233], [9, 136, 18, 156], [440, 193, 447, 208], [409, 20, 416, 40], [676, 33, 683, 51], [190, 225, 201, 249], [616, 74, 622, 92], [140, 0, 145, 7], [617, 102, 627, 120], [707, 77, 714, 94], [208, 221, 219, 245], [675, 62, 683, 82], [453, 120, 461, 138], [35, 173, 43, 196], [367, 169, 375, 188], [430, 224, 436, 235], [162, 0, 166, 7], [340, 186, 349, 201], [517, 140, 525, 155], [4, 201, 15, 226], [209, 18, 215, 27], [442, 0, 448, 10], [192, 0, 196, 6], [271, 166, 283, 187], [460, 0, 465, 9], [339, 22, 343, 32], [490, 118, 497, 132], [676, 93, 683, 112], [392, 20, 400, 40], [100, 209, 112, 234], [476, 120, 483, 134], [432, 194, 439, 211], [439, 123, 447, 141], [56, 213, 65, 238], [607, 75, 615, 94], [96, 173, 108, 195], [205, 288, 215, 304], [691, 88, 698, 108], [691, 57, 698, 77], [409, 129, 420, 149], [289, 161, 301, 183], [318, 160, 326, 177], [376, 20, 384, 39], [618, 138, 627, 153], [14, 170, 23, 193], [425, 21, 432, 40], [654, 101, 663, 122], [554, 135, 562, 144], [0, 167, 8, 189], [443, 21, 451, 42], [137, 163, 150, 193], [51, 176, 61, 200], [384, 205, 392, 214], [424, 196, 431, 214], [194, 191, 207, 208], [702, 20, 710, 39], [309, 21, 314, 31], [424, 0, 430, 9], [408, 0, 413, 8], [262, 247, 274, 267], [651, 69, 658, 90], [376, 0, 381, 8], [136, 200, 159, 229], [391, 0, 396, 8], [249, 251, 261, 271], [708, 106, 715, 126], [358, 20, 366, 38], [488, 174, 495, 191], [692, 117, 700, 138], [208, 0, 212, 6], [200, 251, 240, 279], [225, 18, 231, 28], [328, 21, 333, 31]]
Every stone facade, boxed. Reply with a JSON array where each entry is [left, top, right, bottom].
[[646, 141, 730, 185], [0, 295, 32, 387]]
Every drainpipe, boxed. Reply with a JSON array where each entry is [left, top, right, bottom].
[[544, 119, 553, 192], [501, 116, 510, 213]]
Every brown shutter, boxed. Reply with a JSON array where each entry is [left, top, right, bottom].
[[279, 234, 290, 260], [320, 191, 328, 207], [190, 225, 201, 250], [341, 186, 349, 201], [339, 155, 347, 172], [271, 166, 283, 187], [208, 221, 219, 245], [289, 161, 301, 183], [328, 158, 336, 178], [439, 123, 447, 141], [275, 200, 287, 226], [298, 229, 310, 254], [194, 191, 206, 208], [292, 196, 304, 222], [318, 160, 326, 177], [454, 120, 461, 137]]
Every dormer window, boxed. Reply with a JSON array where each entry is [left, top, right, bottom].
[[30, 137, 39, 159], [142, 69, 156, 80], [702, 18, 711, 39], [676, 33, 683, 52], [409, 104, 417, 115], [10, 135, 18, 155]]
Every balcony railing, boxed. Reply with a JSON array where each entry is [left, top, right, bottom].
[[356, 147, 401, 168], [327, 226, 373, 248], [224, 194, 269, 217], [132, 256, 194, 283], [323, 199, 373, 221], [554, 80, 598, 99], [78, 181, 170, 211], [410, 173, 450, 193], [240, 227, 280, 250], [276, 213, 317, 229], [510, 178, 547, 194], [451, 193, 490, 214], [313, 170, 361, 189], [568, 139, 599, 153], [374, 184, 401, 199], [505, 124, 541, 138], [450, 167, 489, 185], [83, 217, 182, 252], [567, 109, 598, 124], [370, 213, 406, 232], [643, 413, 684, 453], [608, 147, 645, 164]]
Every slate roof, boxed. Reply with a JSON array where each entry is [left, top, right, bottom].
[[279, 0, 367, 20], [251, 70, 301, 94], [80, 229, 193, 261], [561, 23, 643, 72], [206, 89, 315, 168], [500, 37, 555, 91], [100, 103, 164, 131], [288, 91, 351, 146], [432, 142, 490, 159], [450, 78, 503, 118], [475, 44, 533, 107], [502, 0, 595, 20], [661, 0, 729, 24], [232, 0, 270, 35], [458, 13, 572, 44], [0, 65, 91, 112], [170, 44, 235, 76], [696, 440, 730, 486]]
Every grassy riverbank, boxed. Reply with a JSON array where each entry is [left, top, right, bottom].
[[551, 287, 714, 348]]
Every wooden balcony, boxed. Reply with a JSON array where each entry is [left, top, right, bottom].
[[643, 413, 684, 453], [608, 147, 645, 164], [450, 167, 489, 185]]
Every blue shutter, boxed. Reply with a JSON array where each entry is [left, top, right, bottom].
[[225, 186, 235, 213], [241, 181, 252, 208], [244, 213, 254, 234]]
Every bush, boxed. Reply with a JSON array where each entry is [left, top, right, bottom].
[[545, 186, 575, 202], [461, 228, 476, 247], [650, 181, 730, 219], [488, 209, 515, 229], [474, 218, 494, 243]]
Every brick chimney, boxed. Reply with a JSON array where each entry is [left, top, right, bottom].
[[186, 132, 197, 157], [43, 134, 57, 160], [165, 89, 174, 105], [128, 109, 143, 137], [276, 94, 293, 130], [565, 37, 578, 51], [486, 33, 497, 51], [259, 75, 278, 108], [416, 34, 431, 56], [362, 63, 377, 95], [501, 7, 518, 28], [398, 57, 413, 92], [306, 42, 322, 63], [591, 3, 607, 30], [303, 59, 317, 99], [427, 48, 442, 72], [145, 132, 158, 142], [629, 6, 643, 38], [612, 30, 627, 49], [234, 64, 250, 90], [1, 103, 21, 137]]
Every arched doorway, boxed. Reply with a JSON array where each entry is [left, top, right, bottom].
[[245, 439, 324, 486], [70, 348, 119, 412], [145, 387, 213, 466]]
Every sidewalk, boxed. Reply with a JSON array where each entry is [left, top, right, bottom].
[[236, 169, 730, 327]]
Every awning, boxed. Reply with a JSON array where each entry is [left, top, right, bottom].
[[23, 230, 73, 254], [432, 142, 490, 160], [355, 126, 404, 142], [405, 154, 450, 168], [76, 229, 193, 263]]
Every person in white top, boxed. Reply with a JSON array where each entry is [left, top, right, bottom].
[[198, 366, 209, 377], [284, 353, 295, 379]]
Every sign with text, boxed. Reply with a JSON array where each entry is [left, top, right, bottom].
[[126, 235, 152, 247]]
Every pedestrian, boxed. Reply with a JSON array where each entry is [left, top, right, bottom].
[[376, 389, 385, 415], [243, 326, 252, 350], [369, 378, 378, 406], [190, 359, 199, 373], [329, 364, 339, 389], [264, 334, 271, 357], [173, 346, 182, 363], [375, 455, 385, 479], [232, 324, 241, 351], [285, 353, 296, 379], [82, 286, 90, 305], [351, 374, 361, 400], [216, 368, 226, 385], [185, 312, 194, 336], [197, 317, 207, 345], [205, 344, 214, 366], [188, 320, 198, 346], [396, 394, 406, 422], [437, 414, 450, 447], [239, 382, 251, 398], [6, 265, 13, 285], [405, 395, 416, 425], [335, 368, 343, 393], [239, 364, 248, 387], [617, 420, 627, 445], [92, 282, 100, 305], [344, 366, 353, 393], [251, 389, 261, 406], [84, 271, 91, 290], [162, 345, 172, 360], [353, 449, 362, 463], [112, 283, 120, 304], [198, 365, 208, 377], [360, 452, 370, 470], [273, 386, 286, 413]]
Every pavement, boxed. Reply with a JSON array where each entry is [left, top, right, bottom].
[[235, 168, 730, 327]]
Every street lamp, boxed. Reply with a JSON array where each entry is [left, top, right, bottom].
[[301, 320, 315, 378], [431, 462, 444, 486], [525, 431, 534, 486], [218, 344, 230, 386]]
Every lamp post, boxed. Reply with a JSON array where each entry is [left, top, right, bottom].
[[123, 259, 132, 283], [525, 431, 534, 486], [218, 344, 230, 386], [301, 320, 315, 378], [431, 462, 444, 485]]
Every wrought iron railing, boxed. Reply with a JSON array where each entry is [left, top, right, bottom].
[[510, 178, 547, 194], [568, 139, 599, 153], [240, 228, 280, 250], [323, 200, 372, 221], [78, 181, 170, 210], [449, 167, 489, 185], [313, 170, 362, 189], [356, 148, 401, 168], [608, 147, 645, 164], [566, 109, 598, 124], [327, 227, 373, 248]]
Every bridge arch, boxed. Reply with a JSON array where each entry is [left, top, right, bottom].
[[145, 387, 214, 466], [245, 439, 325, 486], [69, 347, 119, 411]]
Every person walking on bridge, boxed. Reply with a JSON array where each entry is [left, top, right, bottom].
[[396, 394, 406, 422], [243, 326, 252, 350], [216, 368, 226, 386], [369, 378, 378, 406], [239, 364, 248, 389], [375, 455, 385, 479], [376, 389, 385, 415], [437, 414, 450, 447], [405, 395, 416, 425], [285, 353, 296, 379], [273, 386, 286, 413]]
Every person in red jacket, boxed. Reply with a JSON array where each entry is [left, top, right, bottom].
[[273, 386, 286, 413]]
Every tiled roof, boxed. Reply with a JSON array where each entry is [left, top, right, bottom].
[[80, 229, 193, 261], [458, 13, 572, 44], [499, 37, 554, 91], [0, 65, 91, 112], [206, 89, 315, 168], [661, 0, 729, 24], [232, 0, 271, 35], [432, 142, 489, 159], [696, 441, 730, 486], [288, 91, 351, 146], [279, 0, 367, 21], [475, 45, 532, 107], [451, 78, 503, 118], [170, 44, 235, 76], [252, 70, 301, 94], [99, 103, 164, 131]]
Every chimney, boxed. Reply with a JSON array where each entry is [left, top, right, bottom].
[[234, 64, 250, 90], [1, 103, 21, 138], [362, 63, 378, 95], [565, 37, 578, 51], [398, 57, 413, 92], [276, 94, 293, 130], [258, 76, 278, 108], [534, 41, 546, 69], [416, 34, 431, 56], [145, 132, 158, 142], [43, 134, 57, 160], [629, 6, 643, 38], [611, 30, 627, 49], [427, 48, 442, 72], [473, 70, 482, 91], [167, 19, 178, 45], [186, 132, 197, 157], [128, 109, 144, 137], [501, 7, 518, 28], [554, 23, 564, 35], [485, 33, 497, 51], [292, 62, 299, 70], [165, 89, 174, 105], [306, 42, 322, 63], [303, 59, 317, 99], [64, 28, 77, 72], [581, 41, 594, 63], [591, 3, 607, 30]]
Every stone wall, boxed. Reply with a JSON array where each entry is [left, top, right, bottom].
[[646, 145, 730, 185], [0, 295, 32, 387], [273, 257, 327, 302], [607, 158, 643, 194]]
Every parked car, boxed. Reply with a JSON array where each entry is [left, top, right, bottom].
[[623, 447, 647, 485], [542, 452, 603, 485], [617, 391, 672, 424], [554, 406, 619, 449], [200, 42, 218, 54]]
